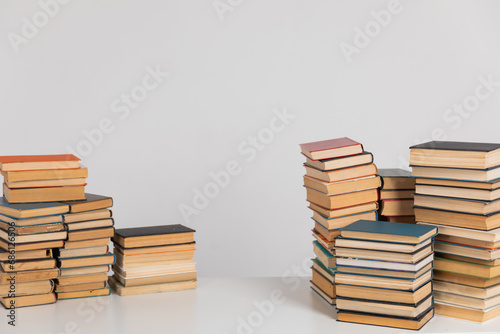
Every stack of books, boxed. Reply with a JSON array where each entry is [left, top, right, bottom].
[[109, 224, 197, 296], [411, 141, 500, 322], [335, 220, 437, 330], [0, 155, 87, 203], [54, 194, 115, 300], [378, 169, 416, 224], [300, 137, 381, 305], [0, 200, 68, 307]]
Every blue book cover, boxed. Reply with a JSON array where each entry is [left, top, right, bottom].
[[0, 197, 69, 219], [340, 220, 437, 242]]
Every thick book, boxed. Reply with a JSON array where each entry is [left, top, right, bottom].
[[335, 245, 433, 264], [340, 220, 437, 244], [63, 209, 112, 223], [0, 221, 65, 235], [336, 263, 432, 280], [6, 178, 87, 189], [56, 272, 109, 285], [1, 258, 56, 272], [311, 268, 335, 299], [335, 269, 432, 291], [336, 254, 434, 273], [434, 280, 500, 299], [115, 252, 194, 270], [113, 262, 196, 279], [0, 213, 62, 227], [1, 166, 88, 183], [410, 141, 500, 169], [434, 290, 500, 310], [378, 168, 415, 190], [56, 287, 110, 300], [3, 184, 85, 203], [313, 241, 335, 269], [0, 267, 59, 284], [304, 163, 377, 183], [114, 271, 197, 287], [114, 242, 195, 256], [61, 193, 113, 213], [380, 199, 414, 216], [57, 245, 109, 258], [415, 207, 500, 230], [66, 227, 114, 241], [335, 237, 432, 254], [308, 201, 378, 219], [0, 248, 51, 262], [304, 152, 373, 171], [113, 224, 195, 249], [0, 292, 56, 308], [0, 239, 63, 252], [63, 238, 110, 249], [435, 301, 500, 323], [59, 265, 109, 277], [416, 184, 500, 201], [380, 189, 414, 200], [55, 281, 108, 293], [109, 276, 196, 296], [0, 279, 54, 296], [382, 215, 416, 224], [306, 187, 378, 210], [311, 258, 335, 282], [303, 175, 380, 195], [414, 194, 500, 215], [416, 177, 500, 190], [411, 165, 500, 182], [337, 308, 434, 330], [299, 137, 363, 161], [434, 234, 500, 250], [433, 270, 500, 288], [434, 241, 500, 261], [65, 218, 114, 231], [434, 256, 500, 278], [0, 154, 80, 172], [0, 198, 68, 218], [311, 282, 335, 305], [312, 210, 377, 231], [57, 253, 115, 269], [336, 295, 433, 318], [0, 229, 67, 244]]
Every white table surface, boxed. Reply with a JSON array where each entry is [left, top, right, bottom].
[[2, 277, 500, 334]]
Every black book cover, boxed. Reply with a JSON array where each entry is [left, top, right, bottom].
[[115, 224, 195, 239], [336, 293, 433, 308], [410, 141, 500, 152], [337, 304, 434, 321], [61, 193, 113, 204]]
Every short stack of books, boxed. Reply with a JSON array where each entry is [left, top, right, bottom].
[[378, 168, 416, 224], [411, 141, 500, 322], [300, 137, 381, 305], [335, 220, 437, 330], [109, 224, 197, 296], [54, 194, 115, 300], [0, 199, 68, 308], [0, 155, 87, 203]]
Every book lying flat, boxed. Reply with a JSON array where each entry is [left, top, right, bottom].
[[109, 276, 196, 296], [313, 241, 335, 269], [0, 198, 69, 219], [300, 137, 363, 161], [312, 230, 335, 250], [6, 178, 87, 189], [435, 301, 500, 322], [56, 287, 110, 300], [0, 221, 65, 235], [113, 224, 195, 249], [3, 184, 85, 203], [336, 254, 434, 273], [57, 253, 115, 269], [335, 245, 433, 264], [336, 263, 432, 280], [434, 290, 500, 310], [304, 152, 373, 171], [434, 256, 500, 278], [306, 187, 379, 210], [336, 295, 433, 318], [0, 229, 67, 244], [309, 201, 379, 219], [415, 207, 500, 231], [0, 248, 52, 262], [55, 281, 108, 293], [304, 164, 378, 183], [57, 245, 109, 258], [311, 258, 335, 282], [416, 177, 500, 190], [0, 267, 59, 284], [379, 199, 414, 216], [311, 282, 335, 305], [414, 194, 500, 215], [63, 209, 112, 223], [434, 241, 500, 261], [1, 258, 56, 272], [416, 184, 500, 201], [0, 292, 56, 308], [0, 239, 64, 252], [56, 272, 109, 285], [311, 268, 335, 299], [335, 237, 432, 254], [433, 270, 500, 288], [411, 165, 500, 182], [65, 218, 114, 231], [434, 280, 500, 299], [335, 269, 432, 291], [378, 168, 415, 190], [417, 222, 500, 242], [0, 154, 80, 172], [61, 193, 113, 213], [0, 213, 63, 227], [303, 175, 380, 195], [1, 166, 88, 183], [66, 227, 114, 242], [113, 262, 196, 279], [114, 242, 196, 256], [59, 265, 109, 277], [338, 307, 434, 330], [113, 271, 197, 287], [0, 279, 54, 296]]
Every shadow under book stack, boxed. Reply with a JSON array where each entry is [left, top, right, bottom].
[[300, 137, 381, 306], [335, 220, 437, 330], [411, 141, 500, 322], [109, 224, 197, 296], [0, 154, 88, 308], [54, 194, 115, 300], [378, 168, 416, 224]]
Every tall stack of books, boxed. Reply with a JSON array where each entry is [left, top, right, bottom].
[[300, 137, 381, 305], [378, 169, 416, 224], [335, 220, 437, 330], [54, 194, 115, 300], [0, 155, 87, 203], [0, 200, 68, 308], [109, 225, 197, 296], [411, 141, 500, 322]]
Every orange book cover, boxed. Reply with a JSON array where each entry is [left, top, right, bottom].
[[0, 154, 80, 163]]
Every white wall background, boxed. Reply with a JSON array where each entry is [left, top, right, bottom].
[[1, 0, 500, 277]]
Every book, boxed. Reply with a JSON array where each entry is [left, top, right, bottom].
[[1, 166, 88, 182], [115, 251, 194, 269], [113, 225, 195, 249], [1, 258, 56, 272], [336, 281, 432, 305], [335, 246, 432, 264], [337, 308, 433, 330], [63, 209, 112, 223], [435, 234, 500, 250], [0, 239, 63, 252], [383, 215, 416, 224], [0, 279, 54, 296], [335, 237, 432, 253], [57, 245, 109, 258], [114, 242, 196, 256], [416, 184, 500, 201], [433, 270, 500, 288], [379, 199, 414, 216], [304, 164, 377, 183], [308, 202, 378, 219], [109, 276, 196, 296], [63, 238, 110, 249], [380, 190, 414, 200], [0, 267, 59, 284], [300, 137, 363, 161], [335, 269, 432, 290], [113, 271, 197, 287], [311, 268, 335, 299], [0, 229, 67, 244], [415, 207, 500, 230], [3, 184, 85, 203], [0, 293, 56, 308], [434, 256, 500, 278], [336, 254, 434, 273], [434, 241, 500, 261], [311, 282, 335, 305], [314, 222, 341, 242], [434, 290, 500, 310], [66, 227, 114, 242], [312, 230, 335, 250], [378, 168, 415, 190], [61, 193, 113, 213], [339, 220, 437, 244], [336, 295, 433, 318], [56, 287, 110, 300], [434, 280, 500, 299], [304, 152, 373, 171], [56, 272, 109, 285], [60, 265, 109, 277], [0, 221, 65, 235], [306, 188, 379, 210], [411, 165, 500, 182], [303, 175, 380, 195], [0, 197, 68, 218], [65, 218, 114, 231], [336, 263, 432, 280], [57, 253, 115, 269], [438, 253, 500, 266], [418, 222, 500, 242], [113, 262, 196, 279], [311, 258, 335, 282], [313, 241, 335, 268], [435, 301, 500, 322], [0, 248, 51, 262], [414, 194, 500, 215], [312, 210, 378, 231], [410, 141, 500, 169], [55, 281, 107, 293], [0, 213, 62, 227], [0, 154, 80, 172], [6, 178, 87, 189], [416, 177, 500, 190]]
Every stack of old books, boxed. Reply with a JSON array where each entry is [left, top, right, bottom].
[[0, 154, 86, 203], [109, 224, 197, 296], [54, 194, 115, 300], [335, 220, 437, 330], [0, 199, 68, 307], [412, 141, 500, 322], [378, 169, 416, 224], [300, 137, 381, 305]]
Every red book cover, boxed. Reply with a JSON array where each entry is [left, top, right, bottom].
[[0, 154, 80, 163], [300, 137, 363, 160]]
